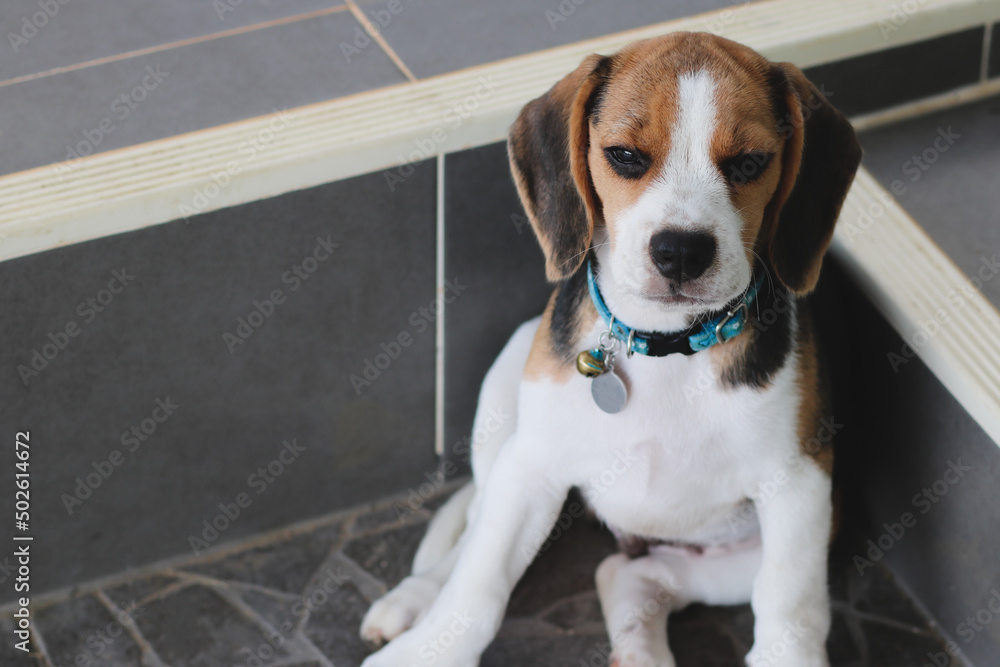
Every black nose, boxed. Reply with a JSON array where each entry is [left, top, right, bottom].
[[649, 230, 717, 282]]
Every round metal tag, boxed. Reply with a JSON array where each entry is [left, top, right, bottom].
[[592, 370, 628, 414]]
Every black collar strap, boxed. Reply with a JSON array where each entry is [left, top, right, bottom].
[[586, 259, 761, 358]]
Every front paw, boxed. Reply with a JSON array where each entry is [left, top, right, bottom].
[[361, 575, 440, 646], [361, 611, 481, 667], [745, 641, 828, 667]]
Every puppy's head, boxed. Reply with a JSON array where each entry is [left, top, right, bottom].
[[509, 32, 862, 329]]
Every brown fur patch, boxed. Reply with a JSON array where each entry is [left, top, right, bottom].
[[795, 308, 833, 475], [585, 34, 787, 270], [523, 290, 598, 384]]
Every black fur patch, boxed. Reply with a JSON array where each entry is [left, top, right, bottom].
[[584, 55, 614, 124], [720, 272, 795, 389], [550, 261, 590, 361]]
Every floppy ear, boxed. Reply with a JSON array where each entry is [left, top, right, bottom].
[[764, 63, 862, 295], [508, 54, 612, 282]]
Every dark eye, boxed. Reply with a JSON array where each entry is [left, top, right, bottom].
[[604, 146, 649, 180], [719, 152, 775, 187]]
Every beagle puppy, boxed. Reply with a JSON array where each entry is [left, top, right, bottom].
[[359, 32, 861, 667]]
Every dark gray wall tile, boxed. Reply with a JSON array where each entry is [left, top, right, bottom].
[[803, 29, 984, 117], [0, 164, 438, 602], [858, 93, 1000, 310], [817, 261, 1000, 667], [442, 142, 550, 466], [0, 10, 407, 176], [362, 0, 749, 79], [0, 0, 344, 81]]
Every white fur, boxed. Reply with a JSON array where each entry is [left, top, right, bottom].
[[360, 70, 832, 667]]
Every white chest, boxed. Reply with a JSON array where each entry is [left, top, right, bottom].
[[517, 328, 801, 544]]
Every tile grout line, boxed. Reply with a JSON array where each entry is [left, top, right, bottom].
[[95, 590, 170, 667], [981, 20, 994, 82], [28, 621, 53, 667], [435, 153, 446, 457], [194, 578, 333, 666], [0, 5, 352, 90], [849, 77, 1000, 131], [344, 0, 418, 83], [325, 551, 389, 603]]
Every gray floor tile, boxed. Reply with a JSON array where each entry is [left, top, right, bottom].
[[506, 503, 618, 620], [351, 505, 428, 538], [858, 94, 1000, 310], [238, 587, 307, 637], [538, 592, 604, 632], [482, 634, 613, 667], [362, 0, 751, 79], [0, 10, 407, 175], [34, 595, 145, 667], [668, 611, 748, 666], [0, 0, 345, 81], [133, 584, 296, 666], [104, 573, 184, 608], [19, 477, 960, 667], [183, 525, 343, 594], [342, 521, 429, 589], [302, 579, 374, 665]]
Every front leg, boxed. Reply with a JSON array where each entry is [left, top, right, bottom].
[[746, 457, 833, 667], [361, 435, 568, 667]]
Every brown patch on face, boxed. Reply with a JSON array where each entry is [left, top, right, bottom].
[[523, 291, 598, 384], [584, 33, 787, 267]]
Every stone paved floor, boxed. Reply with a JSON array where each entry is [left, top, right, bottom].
[[10, 482, 956, 667]]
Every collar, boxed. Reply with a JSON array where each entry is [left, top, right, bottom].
[[586, 259, 760, 358]]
